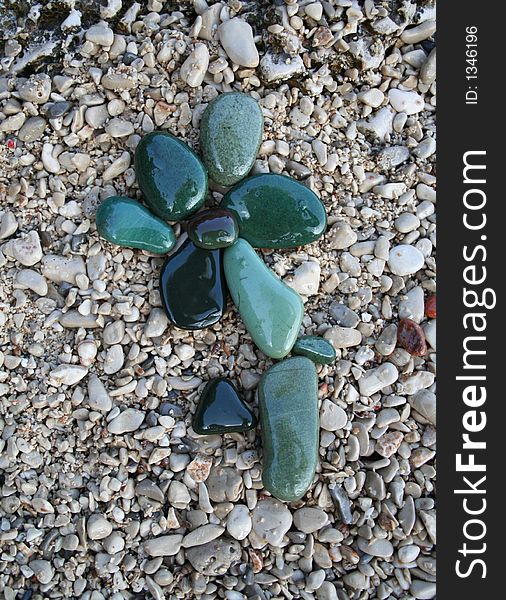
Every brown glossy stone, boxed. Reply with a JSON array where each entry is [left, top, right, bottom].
[[397, 318, 427, 356], [425, 295, 436, 318]]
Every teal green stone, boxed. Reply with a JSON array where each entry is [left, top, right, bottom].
[[193, 378, 256, 435], [95, 196, 176, 254], [187, 208, 239, 249], [220, 173, 327, 248], [135, 131, 207, 221], [200, 92, 264, 186], [258, 357, 319, 502], [292, 336, 336, 365], [223, 239, 303, 359]]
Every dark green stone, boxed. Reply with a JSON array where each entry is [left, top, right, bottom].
[[193, 378, 256, 435], [187, 208, 239, 249], [200, 92, 263, 186], [135, 131, 207, 221], [220, 173, 327, 248], [159, 238, 226, 330], [292, 336, 336, 364], [258, 357, 319, 502], [95, 196, 176, 254]]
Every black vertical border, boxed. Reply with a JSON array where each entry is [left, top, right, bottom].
[[439, 1, 502, 596]]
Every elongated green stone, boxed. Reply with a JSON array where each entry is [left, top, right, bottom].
[[159, 238, 226, 330], [200, 92, 263, 186], [135, 131, 207, 221], [187, 208, 239, 249], [292, 336, 336, 364], [193, 378, 256, 435], [224, 239, 303, 359], [220, 173, 327, 248], [258, 357, 319, 501], [96, 196, 176, 254]]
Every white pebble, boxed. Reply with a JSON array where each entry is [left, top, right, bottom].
[[388, 245, 425, 276], [108, 408, 145, 434], [180, 43, 209, 87], [227, 505, 252, 540], [359, 363, 398, 396], [388, 89, 424, 115], [87, 514, 113, 540], [320, 399, 348, 431], [218, 18, 259, 68]]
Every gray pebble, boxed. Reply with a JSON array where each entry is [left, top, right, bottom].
[[14, 269, 48, 295], [252, 498, 292, 547], [186, 538, 242, 575], [410, 580, 436, 599], [29, 559, 54, 584], [145, 534, 183, 557], [87, 375, 112, 412], [320, 399, 348, 431], [357, 536, 393, 558], [182, 524, 225, 548], [87, 514, 113, 540], [18, 74, 51, 104], [329, 302, 360, 327], [18, 116, 47, 142], [108, 408, 145, 434], [329, 485, 353, 524], [293, 507, 328, 533]]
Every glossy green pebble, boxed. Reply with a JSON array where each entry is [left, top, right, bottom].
[[159, 238, 226, 330], [135, 131, 207, 221], [187, 208, 239, 249], [96, 196, 176, 254], [292, 336, 336, 365], [193, 378, 256, 435], [220, 173, 327, 248], [200, 92, 263, 186], [258, 356, 319, 501], [224, 239, 303, 359]]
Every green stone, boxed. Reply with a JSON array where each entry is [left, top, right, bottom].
[[200, 92, 263, 186], [292, 336, 336, 364], [187, 208, 239, 249], [159, 238, 226, 330], [95, 196, 176, 254], [258, 357, 319, 502], [220, 173, 327, 248], [193, 378, 256, 435], [135, 131, 207, 221], [223, 239, 303, 359]]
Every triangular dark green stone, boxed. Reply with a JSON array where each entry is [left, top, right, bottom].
[[193, 378, 256, 435]]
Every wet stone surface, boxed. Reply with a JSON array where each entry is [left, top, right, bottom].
[[159, 238, 226, 330], [221, 173, 327, 249], [135, 131, 207, 221]]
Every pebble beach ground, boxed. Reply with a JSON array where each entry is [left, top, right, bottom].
[[0, 1, 436, 599]]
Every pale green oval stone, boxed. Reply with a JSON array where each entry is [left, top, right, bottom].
[[258, 356, 319, 501], [223, 239, 303, 359]]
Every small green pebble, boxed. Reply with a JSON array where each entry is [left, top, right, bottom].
[[292, 336, 336, 364], [187, 208, 239, 249]]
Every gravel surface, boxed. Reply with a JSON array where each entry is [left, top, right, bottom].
[[0, 0, 436, 598]]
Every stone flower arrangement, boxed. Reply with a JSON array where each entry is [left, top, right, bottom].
[[96, 91, 335, 502]]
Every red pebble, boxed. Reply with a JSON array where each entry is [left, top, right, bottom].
[[7, 139, 16, 149], [397, 318, 427, 356], [425, 295, 436, 318]]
